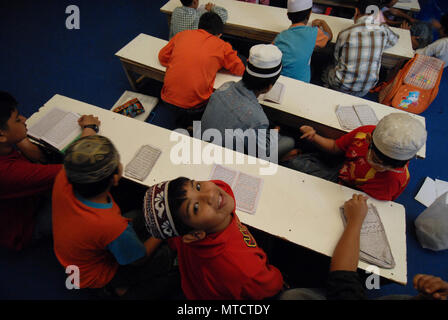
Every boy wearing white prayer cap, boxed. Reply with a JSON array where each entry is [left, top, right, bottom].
[[282, 113, 427, 201], [201, 44, 295, 162], [273, 0, 333, 83]]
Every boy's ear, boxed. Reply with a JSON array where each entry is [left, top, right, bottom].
[[182, 230, 206, 243], [112, 173, 121, 187]]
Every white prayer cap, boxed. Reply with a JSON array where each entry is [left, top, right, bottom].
[[246, 44, 282, 78], [372, 113, 427, 161], [288, 0, 313, 12]]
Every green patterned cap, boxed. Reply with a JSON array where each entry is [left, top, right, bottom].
[[64, 135, 119, 184]]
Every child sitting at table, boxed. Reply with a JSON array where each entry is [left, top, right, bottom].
[[0, 91, 98, 251], [52, 135, 179, 298], [274, 0, 332, 83], [142, 177, 285, 300], [322, 0, 399, 97], [281, 113, 427, 201], [416, 13, 448, 67], [160, 12, 245, 129], [170, 0, 228, 39]]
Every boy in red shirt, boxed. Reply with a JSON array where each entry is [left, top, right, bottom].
[[52, 135, 179, 298], [159, 12, 245, 128], [282, 113, 427, 201], [142, 177, 284, 300], [0, 91, 99, 250]]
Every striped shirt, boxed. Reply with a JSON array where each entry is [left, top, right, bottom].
[[329, 16, 399, 95], [169, 5, 228, 39]]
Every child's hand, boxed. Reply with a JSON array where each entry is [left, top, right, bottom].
[[78, 114, 100, 128], [414, 274, 448, 300], [299, 125, 316, 141], [311, 19, 324, 28], [205, 3, 215, 11], [343, 194, 368, 226], [400, 21, 411, 30]]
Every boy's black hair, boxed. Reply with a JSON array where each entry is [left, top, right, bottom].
[[181, 0, 193, 6], [70, 167, 119, 198], [371, 142, 409, 169], [168, 177, 195, 235], [0, 91, 18, 131], [440, 14, 448, 35], [242, 71, 281, 92], [356, 0, 381, 15], [287, 8, 312, 24], [198, 12, 224, 36]]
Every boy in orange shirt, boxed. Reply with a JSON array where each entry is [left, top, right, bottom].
[[52, 135, 179, 298], [159, 12, 245, 128]]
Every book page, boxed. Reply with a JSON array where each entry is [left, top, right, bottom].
[[341, 204, 395, 269], [435, 179, 448, 199], [335, 105, 362, 130], [209, 164, 239, 188], [233, 172, 264, 215], [353, 104, 379, 126], [41, 112, 81, 150], [261, 82, 285, 104], [125, 145, 161, 181], [27, 107, 68, 139], [415, 177, 437, 207]]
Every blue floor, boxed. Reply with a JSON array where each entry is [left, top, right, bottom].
[[0, 0, 447, 299]]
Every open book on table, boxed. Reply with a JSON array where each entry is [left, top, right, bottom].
[[335, 104, 379, 130], [27, 107, 82, 153], [259, 82, 285, 104], [209, 164, 264, 215]]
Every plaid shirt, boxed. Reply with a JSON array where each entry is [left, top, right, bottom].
[[169, 5, 228, 39], [329, 16, 399, 95]]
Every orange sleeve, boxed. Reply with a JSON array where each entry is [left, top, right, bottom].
[[158, 38, 175, 67], [221, 43, 245, 76], [315, 28, 330, 48]]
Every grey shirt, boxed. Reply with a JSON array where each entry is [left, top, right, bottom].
[[201, 80, 275, 159]]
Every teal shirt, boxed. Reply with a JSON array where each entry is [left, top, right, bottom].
[[274, 25, 318, 83]]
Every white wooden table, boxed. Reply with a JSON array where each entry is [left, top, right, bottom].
[[26, 94, 408, 284], [115, 33, 426, 158], [160, 0, 415, 65]]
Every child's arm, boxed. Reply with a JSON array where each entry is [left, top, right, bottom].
[[387, 7, 417, 24], [158, 39, 175, 67], [16, 138, 48, 163], [205, 3, 228, 24], [312, 19, 333, 45], [330, 194, 368, 272], [300, 125, 343, 155], [413, 274, 448, 300]]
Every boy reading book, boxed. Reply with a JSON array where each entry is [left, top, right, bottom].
[[0, 92, 99, 250], [281, 113, 427, 201], [142, 177, 284, 300]]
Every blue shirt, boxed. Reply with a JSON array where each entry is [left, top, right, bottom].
[[274, 25, 318, 83]]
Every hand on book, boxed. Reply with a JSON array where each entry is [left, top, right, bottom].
[[343, 194, 368, 227], [78, 115, 100, 137], [78, 114, 100, 128]]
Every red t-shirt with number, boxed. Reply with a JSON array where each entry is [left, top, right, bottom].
[[335, 125, 410, 201], [168, 180, 283, 300]]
